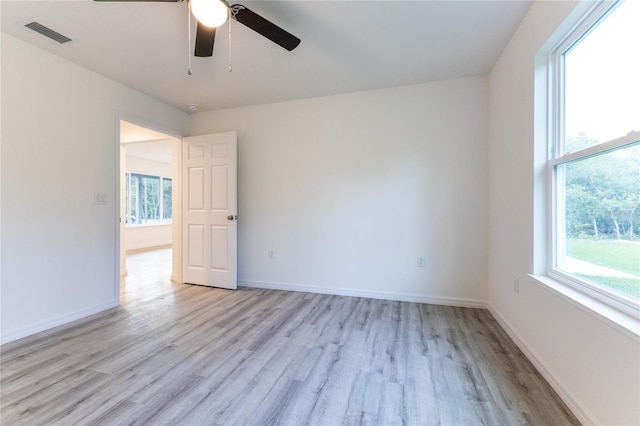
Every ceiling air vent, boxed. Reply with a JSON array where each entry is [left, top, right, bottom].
[[24, 21, 71, 44]]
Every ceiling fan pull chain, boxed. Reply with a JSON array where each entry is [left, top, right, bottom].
[[187, 0, 193, 75], [228, 9, 232, 72]]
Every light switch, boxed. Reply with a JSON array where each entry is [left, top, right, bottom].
[[94, 192, 108, 205]]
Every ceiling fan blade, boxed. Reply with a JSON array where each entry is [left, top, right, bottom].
[[194, 21, 216, 57], [230, 4, 300, 51]]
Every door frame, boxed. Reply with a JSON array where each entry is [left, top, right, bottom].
[[115, 112, 184, 304]]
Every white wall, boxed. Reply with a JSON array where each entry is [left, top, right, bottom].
[[191, 76, 489, 305], [126, 155, 172, 177], [488, 1, 640, 424], [0, 34, 189, 343], [124, 156, 172, 251]]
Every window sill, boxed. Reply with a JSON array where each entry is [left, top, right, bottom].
[[529, 274, 640, 342]]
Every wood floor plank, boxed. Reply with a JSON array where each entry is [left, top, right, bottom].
[[0, 249, 581, 425], [245, 377, 305, 426]]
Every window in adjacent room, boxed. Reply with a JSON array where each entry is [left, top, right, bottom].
[[548, 0, 639, 311], [125, 172, 172, 225]]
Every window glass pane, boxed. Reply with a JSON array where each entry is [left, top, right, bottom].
[[131, 173, 161, 224], [125, 173, 131, 224], [129, 173, 140, 224], [564, 0, 640, 153], [163, 178, 172, 221], [556, 143, 640, 301]]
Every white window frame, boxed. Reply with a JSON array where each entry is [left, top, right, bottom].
[[546, 0, 640, 318], [125, 171, 173, 227]]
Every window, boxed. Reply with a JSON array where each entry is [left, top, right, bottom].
[[125, 172, 172, 225], [548, 0, 639, 312]]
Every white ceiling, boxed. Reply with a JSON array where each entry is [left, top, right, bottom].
[[120, 120, 176, 164], [120, 120, 176, 144], [1, 0, 532, 114]]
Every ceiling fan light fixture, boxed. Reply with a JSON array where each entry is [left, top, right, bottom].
[[191, 0, 228, 28]]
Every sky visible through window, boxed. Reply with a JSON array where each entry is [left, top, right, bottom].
[[564, 0, 639, 147]]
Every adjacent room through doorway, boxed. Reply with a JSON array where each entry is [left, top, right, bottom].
[[119, 120, 181, 284]]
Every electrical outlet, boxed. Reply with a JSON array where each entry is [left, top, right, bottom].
[[268, 249, 275, 260], [513, 277, 520, 293], [417, 256, 426, 267]]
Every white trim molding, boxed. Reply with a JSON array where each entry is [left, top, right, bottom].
[[0, 300, 118, 345], [239, 280, 487, 309], [488, 304, 598, 426]]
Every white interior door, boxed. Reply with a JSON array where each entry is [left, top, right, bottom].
[[182, 131, 237, 289]]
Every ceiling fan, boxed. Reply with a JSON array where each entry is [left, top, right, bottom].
[[94, 0, 301, 58]]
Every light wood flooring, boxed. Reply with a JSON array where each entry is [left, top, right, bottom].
[[1, 249, 580, 425]]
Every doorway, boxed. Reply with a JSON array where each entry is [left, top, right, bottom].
[[118, 119, 182, 294]]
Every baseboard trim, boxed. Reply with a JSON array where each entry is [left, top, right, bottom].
[[0, 299, 118, 345], [239, 279, 487, 309], [488, 304, 597, 426]]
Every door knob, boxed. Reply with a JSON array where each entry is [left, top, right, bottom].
[[227, 215, 236, 220]]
